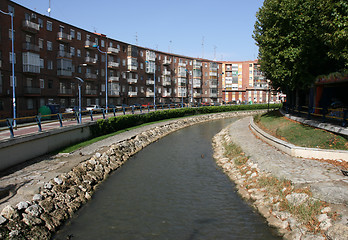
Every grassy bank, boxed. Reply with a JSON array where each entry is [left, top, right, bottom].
[[254, 110, 348, 151]]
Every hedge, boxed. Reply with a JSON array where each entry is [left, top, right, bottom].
[[90, 103, 282, 137]]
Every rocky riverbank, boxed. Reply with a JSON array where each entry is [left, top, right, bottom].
[[212, 120, 348, 240], [0, 110, 264, 239]]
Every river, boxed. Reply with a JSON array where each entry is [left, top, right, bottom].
[[54, 118, 280, 240]]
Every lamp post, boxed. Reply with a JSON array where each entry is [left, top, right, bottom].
[[74, 77, 84, 123], [1, 10, 16, 124], [93, 45, 108, 113], [267, 79, 271, 112]]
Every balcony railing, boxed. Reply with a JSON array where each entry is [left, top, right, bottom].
[[85, 57, 97, 64], [128, 65, 137, 71], [163, 59, 171, 65], [128, 91, 137, 97], [108, 61, 119, 68], [177, 92, 187, 97], [24, 87, 41, 94], [57, 32, 72, 42], [146, 92, 154, 97], [108, 76, 119, 82], [57, 51, 72, 58], [108, 90, 120, 96], [22, 20, 40, 32], [85, 40, 97, 48], [210, 83, 218, 88], [163, 70, 171, 76], [178, 62, 186, 67], [22, 43, 40, 52], [59, 88, 73, 95], [193, 80, 201, 88], [127, 78, 137, 84], [209, 71, 218, 76], [210, 93, 218, 98], [193, 62, 202, 68], [57, 69, 72, 77], [107, 47, 120, 54], [85, 73, 97, 79], [178, 78, 186, 85], [146, 80, 154, 85], [85, 89, 97, 95], [163, 80, 171, 86], [23, 64, 40, 73], [162, 92, 171, 97], [193, 93, 201, 98]]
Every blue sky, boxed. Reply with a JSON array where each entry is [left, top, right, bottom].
[[12, 0, 264, 61]]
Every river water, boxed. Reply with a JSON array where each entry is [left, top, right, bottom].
[[54, 118, 281, 240]]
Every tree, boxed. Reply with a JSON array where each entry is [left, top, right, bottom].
[[253, 0, 347, 93]]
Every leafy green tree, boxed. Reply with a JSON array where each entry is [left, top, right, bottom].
[[253, 0, 347, 92]]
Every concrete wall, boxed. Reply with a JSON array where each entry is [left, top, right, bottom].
[[0, 123, 94, 171]]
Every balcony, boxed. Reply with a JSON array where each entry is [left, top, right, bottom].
[[210, 93, 218, 98], [128, 91, 137, 97], [177, 92, 186, 97], [85, 56, 97, 65], [108, 61, 119, 68], [127, 78, 137, 84], [22, 20, 40, 32], [163, 59, 171, 65], [107, 47, 120, 55], [57, 51, 72, 58], [193, 93, 201, 98], [146, 80, 154, 85], [193, 80, 201, 88], [146, 91, 154, 97], [85, 89, 97, 95], [108, 90, 120, 96], [163, 69, 171, 76], [24, 87, 41, 95], [209, 71, 218, 77], [128, 65, 138, 71], [58, 88, 73, 95], [23, 64, 40, 74], [108, 76, 119, 82], [57, 69, 72, 77], [57, 32, 72, 42], [193, 62, 202, 68], [22, 43, 39, 52], [85, 73, 97, 79], [85, 40, 97, 48], [178, 62, 186, 67], [162, 92, 171, 97], [178, 78, 186, 85], [163, 80, 171, 86]]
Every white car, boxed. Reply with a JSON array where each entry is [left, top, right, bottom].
[[86, 105, 103, 113]]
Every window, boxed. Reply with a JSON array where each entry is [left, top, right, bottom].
[[9, 76, 17, 87], [67, 46, 73, 56], [122, 59, 126, 66], [40, 59, 44, 68], [101, 55, 105, 62], [140, 51, 143, 57], [25, 34, 31, 43], [70, 29, 75, 38], [140, 63, 143, 69], [38, 18, 43, 28], [8, 5, 15, 16], [95, 38, 98, 45], [47, 41, 52, 51], [77, 32, 81, 40], [27, 99, 34, 110], [77, 49, 81, 57], [47, 21, 52, 31], [101, 40, 105, 47], [48, 80, 53, 88], [40, 79, 44, 88], [47, 60, 53, 70], [9, 52, 16, 64], [39, 38, 43, 49]]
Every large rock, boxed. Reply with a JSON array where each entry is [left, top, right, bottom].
[[285, 193, 309, 206], [1, 205, 19, 220], [326, 223, 348, 240]]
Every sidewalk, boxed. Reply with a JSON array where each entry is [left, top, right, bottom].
[[227, 117, 348, 221]]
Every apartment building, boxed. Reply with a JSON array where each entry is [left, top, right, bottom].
[[0, 0, 268, 119], [221, 60, 277, 104]]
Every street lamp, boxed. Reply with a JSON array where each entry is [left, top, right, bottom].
[[1, 10, 16, 124], [74, 77, 84, 123], [267, 79, 271, 112], [93, 45, 108, 113]]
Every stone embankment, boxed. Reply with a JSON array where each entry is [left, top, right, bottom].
[[0, 110, 264, 239], [212, 121, 348, 240]]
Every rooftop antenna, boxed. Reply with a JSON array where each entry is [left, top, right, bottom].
[[214, 45, 217, 61], [169, 40, 172, 53], [47, 0, 51, 17], [135, 32, 138, 46], [202, 36, 205, 59]]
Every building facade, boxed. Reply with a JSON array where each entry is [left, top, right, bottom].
[[0, 0, 268, 119]]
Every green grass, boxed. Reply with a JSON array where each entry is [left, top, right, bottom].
[[59, 118, 177, 153], [255, 110, 348, 150]]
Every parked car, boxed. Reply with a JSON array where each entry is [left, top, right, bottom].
[[64, 106, 79, 113], [86, 105, 103, 113]]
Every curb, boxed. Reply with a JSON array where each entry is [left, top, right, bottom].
[[249, 117, 348, 162]]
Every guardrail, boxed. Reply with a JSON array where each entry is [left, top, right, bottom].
[[0, 103, 190, 139], [283, 104, 347, 127]]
